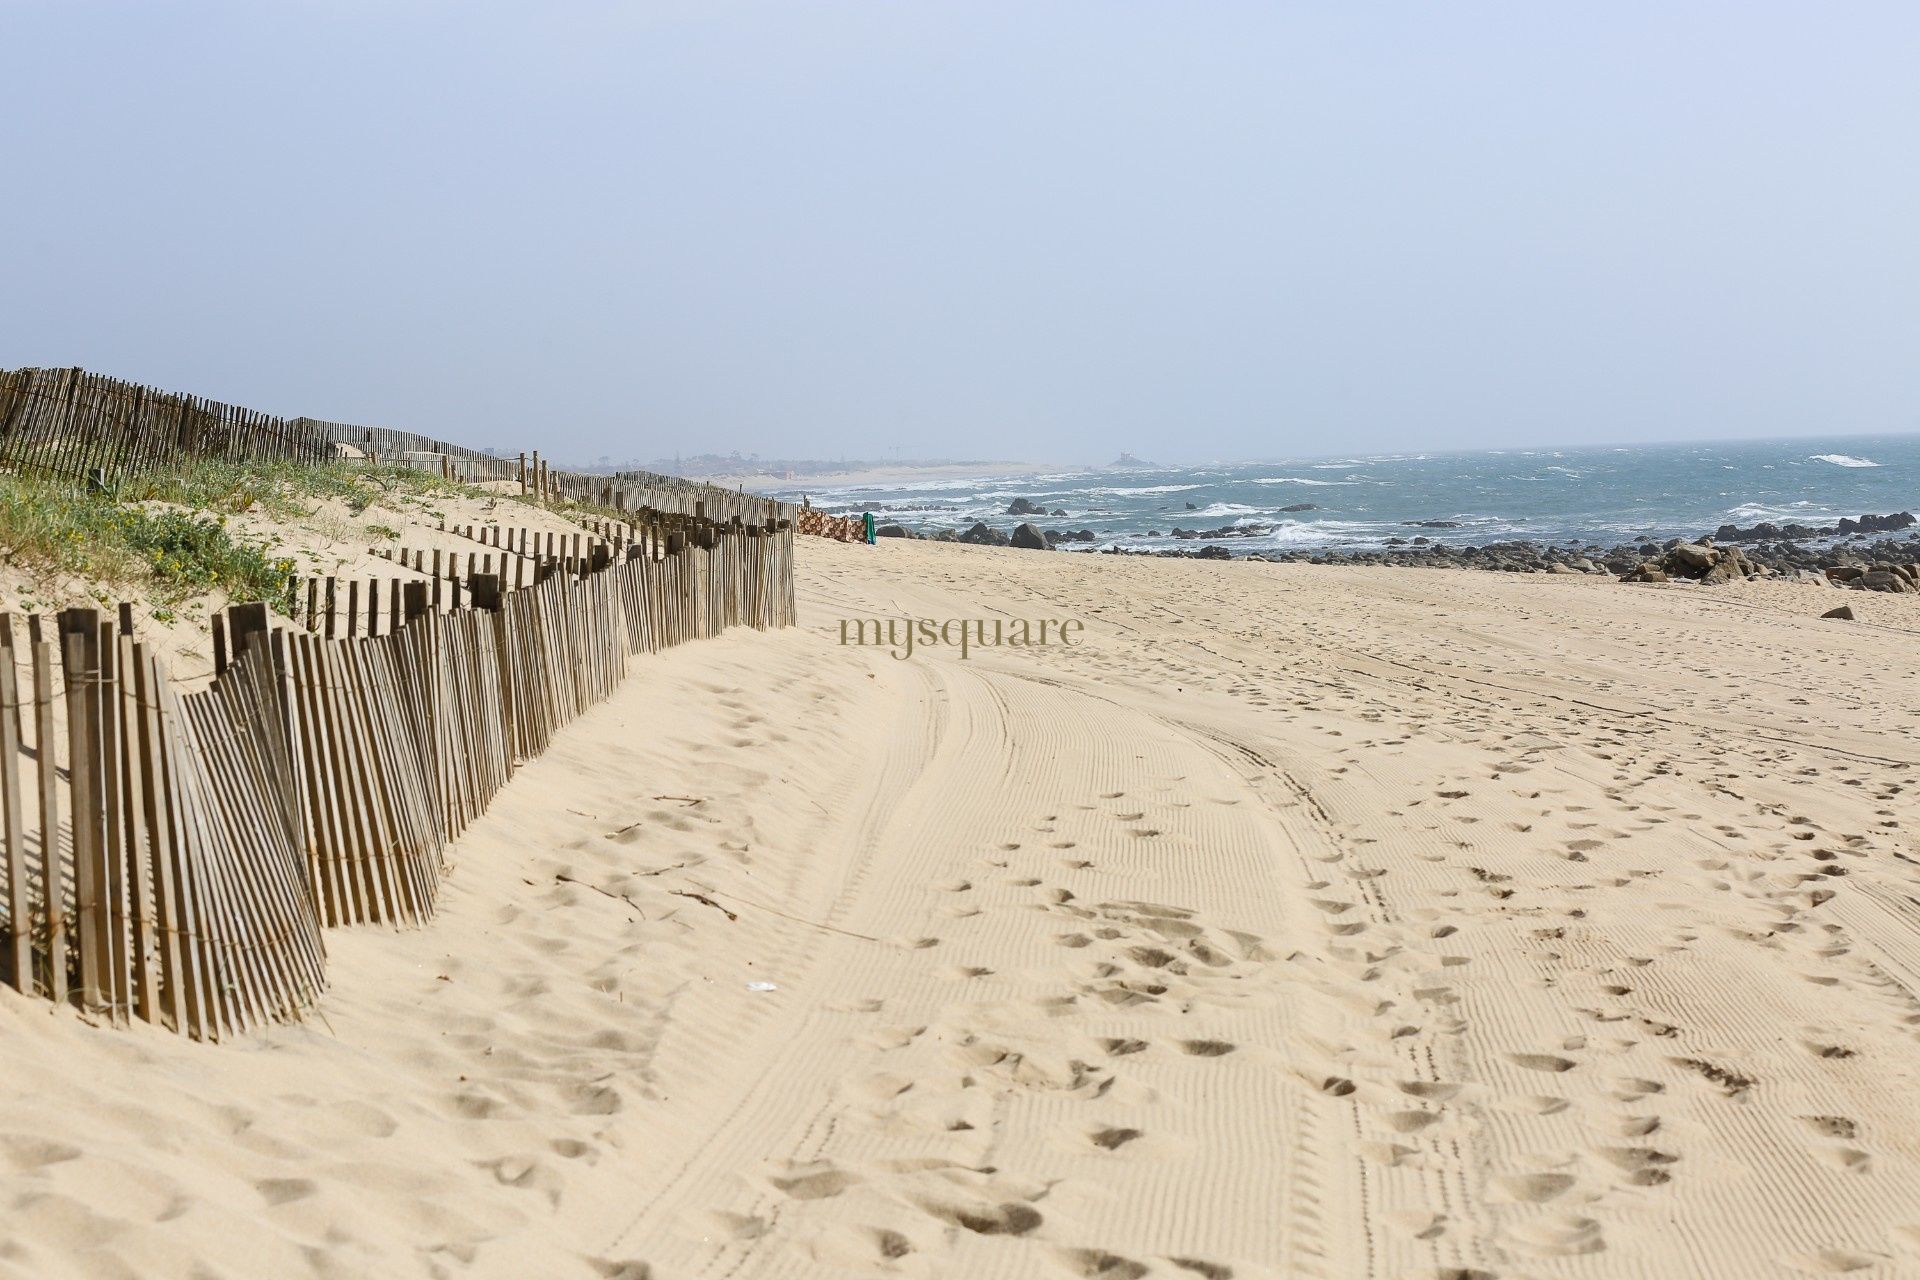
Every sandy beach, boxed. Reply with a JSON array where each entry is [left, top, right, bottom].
[[5, 537, 1920, 1278]]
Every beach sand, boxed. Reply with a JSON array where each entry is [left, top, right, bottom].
[[5, 538, 1920, 1278]]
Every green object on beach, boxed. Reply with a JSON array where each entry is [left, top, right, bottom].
[[864, 512, 876, 544]]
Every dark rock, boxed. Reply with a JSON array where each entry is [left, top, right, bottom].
[[1669, 542, 1714, 571], [1836, 512, 1915, 535], [1195, 544, 1232, 560], [875, 524, 913, 539], [1005, 498, 1044, 516], [1822, 604, 1855, 620], [1278, 503, 1317, 513], [961, 521, 1010, 547], [1857, 569, 1911, 593], [1654, 540, 1757, 584], [1009, 522, 1050, 551], [1712, 512, 1912, 543], [1714, 520, 1823, 543], [1406, 520, 1461, 529]]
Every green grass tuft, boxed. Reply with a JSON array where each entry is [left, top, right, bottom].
[[0, 461, 491, 612]]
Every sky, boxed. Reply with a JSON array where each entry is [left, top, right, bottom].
[[2, 2, 1917, 466]]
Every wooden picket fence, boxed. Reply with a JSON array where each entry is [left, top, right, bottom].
[[0, 368, 796, 529], [0, 510, 794, 1036], [299, 417, 796, 525], [0, 368, 335, 482]]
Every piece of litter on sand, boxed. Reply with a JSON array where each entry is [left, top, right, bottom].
[[746, 981, 778, 992]]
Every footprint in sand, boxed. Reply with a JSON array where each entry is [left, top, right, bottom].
[[1167, 1259, 1234, 1280], [939, 965, 995, 980], [1382, 1110, 1444, 1134], [769, 1162, 859, 1201], [1597, 1146, 1679, 1186], [1089, 1126, 1145, 1151], [1803, 1115, 1858, 1139], [1494, 1172, 1575, 1203], [1815, 1148, 1872, 1174], [255, 1177, 319, 1206], [1506, 1214, 1605, 1257], [916, 1197, 1043, 1236], [1790, 1248, 1882, 1273], [1399, 1080, 1463, 1101], [1055, 1247, 1150, 1278]]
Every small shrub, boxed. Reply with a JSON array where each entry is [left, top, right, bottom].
[[116, 508, 296, 603], [0, 476, 294, 609]]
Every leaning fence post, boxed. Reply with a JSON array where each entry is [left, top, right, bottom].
[[57, 609, 110, 1014], [469, 573, 513, 774], [0, 646, 29, 995]]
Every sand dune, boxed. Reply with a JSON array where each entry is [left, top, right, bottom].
[[5, 538, 1920, 1278]]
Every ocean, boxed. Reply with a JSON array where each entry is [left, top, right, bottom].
[[762, 435, 1920, 555]]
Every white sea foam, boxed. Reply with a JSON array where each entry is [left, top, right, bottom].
[[1182, 503, 1266, 520], [1255, 522, 1380, 548], [1251, 476, 1355, 486], [1809, 454, 1881, 468], [1723, 501, 1832, 523]]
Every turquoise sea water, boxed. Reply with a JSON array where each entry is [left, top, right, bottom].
[[764, 435, 1920, 554]]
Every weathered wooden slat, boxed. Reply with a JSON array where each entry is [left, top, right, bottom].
[[32, 641, 66, 1003], [0, 488, 793, 1036], [59, 612, 112, 1013], [116, 633, 162, 1022], [0, 652, 30, 994]]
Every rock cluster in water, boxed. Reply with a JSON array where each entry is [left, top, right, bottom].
[[1713, 511, 1914, 542], [872, 506, 1920, 589]]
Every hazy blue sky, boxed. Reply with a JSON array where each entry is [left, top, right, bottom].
[[3, 3, 1916, 464]]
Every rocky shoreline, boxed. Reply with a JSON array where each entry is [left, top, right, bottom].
[[871, 508, 1920, 594]]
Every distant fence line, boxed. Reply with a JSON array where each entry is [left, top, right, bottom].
[[0, 367, 334, 481], [0, 504, 794, 1037], [297, 418, 798, 526], [0, 367, 799, 529]]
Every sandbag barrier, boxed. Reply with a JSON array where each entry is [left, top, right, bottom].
[[797, 507, 865, 542]]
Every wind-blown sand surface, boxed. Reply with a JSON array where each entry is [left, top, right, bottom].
[[5, 539, 1920, 1278]]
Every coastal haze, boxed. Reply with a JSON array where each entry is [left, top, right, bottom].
[[3, 3, 1919, 462]]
